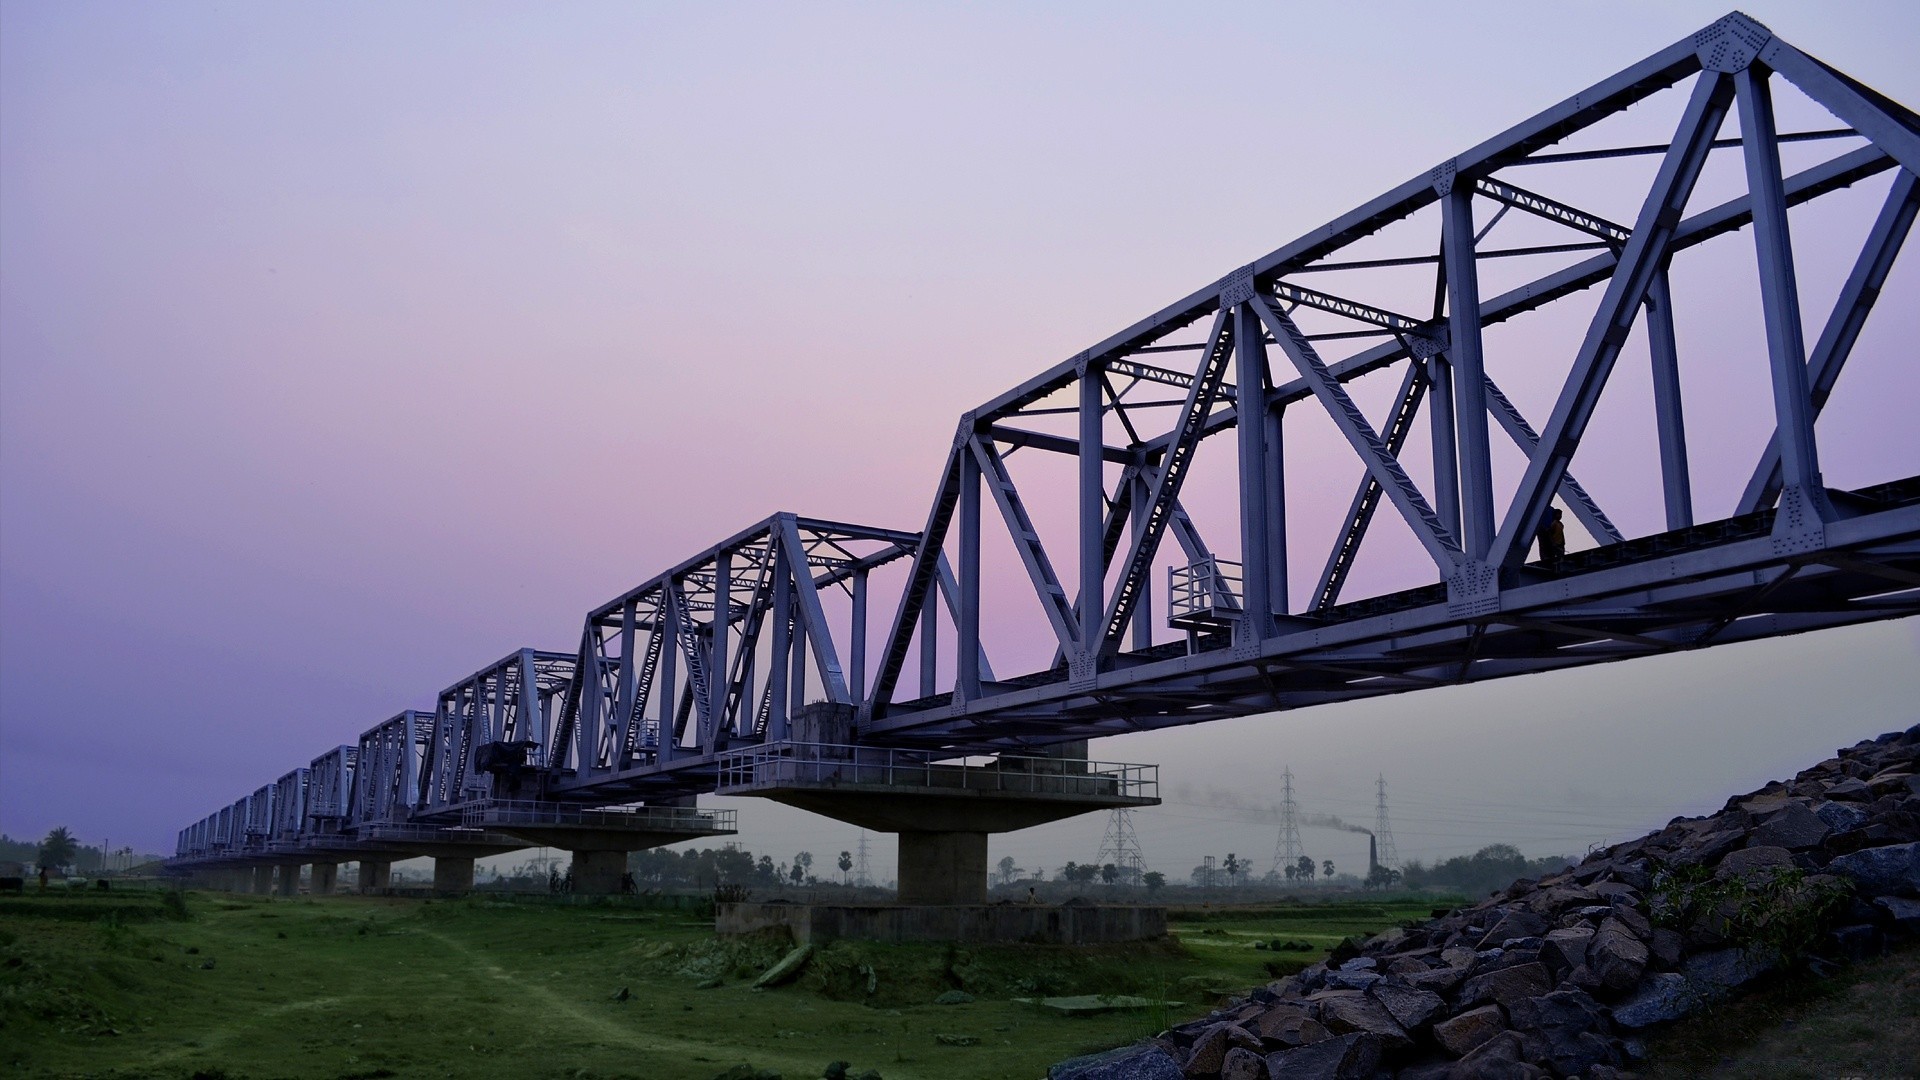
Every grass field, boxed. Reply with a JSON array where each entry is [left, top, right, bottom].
[[0, 887, 1439, 1080]]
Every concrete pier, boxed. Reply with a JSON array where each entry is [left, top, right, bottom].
[[311, 862, 337, 894], [359, 860, 391, 892], [432, 856, 475, 894], [275, 864, 300, 896], [251, 866, 274, 894], [468, 799, 737, 895], [717, 708, 1159, 909]]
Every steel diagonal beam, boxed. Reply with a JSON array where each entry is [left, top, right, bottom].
[[1098, 308, 1235, 652], [778, 514, 853, 705], [1739, 168, 1918, 513], [667, 577, 712, 736], [1473, 177, 1632, 244], [970, 434, 1083, 652], [1312, 362, 1428, 612], [720, 546, 777, 730], [1761, 37, 1920, 174], [1489, 71, 1736, 571], [867, 447, 962, 718], [1255, 295, 1464, 571], [1481, 375, 1623, 544]]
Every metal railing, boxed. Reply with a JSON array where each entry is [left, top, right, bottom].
[[1169, 556, 1243, 627], [715, 742, 1158, 800], [460, 799, 737, 833]]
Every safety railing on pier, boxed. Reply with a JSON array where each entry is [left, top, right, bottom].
[[460, 799, 737, 834], [714, 742, 1158, 801]]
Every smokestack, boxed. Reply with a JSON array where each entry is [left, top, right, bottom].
[[1369, 834, 1378, 875]]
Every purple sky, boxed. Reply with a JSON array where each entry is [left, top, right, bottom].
[[3, 1, 1917, 880]]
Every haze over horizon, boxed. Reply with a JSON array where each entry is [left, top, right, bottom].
[[3, 1, 1917, 881]]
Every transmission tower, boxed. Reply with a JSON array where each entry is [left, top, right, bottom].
[[1093, 808, 1145, 884], [854, 830, 872, 888], [1374, 775, 1400, 870], [1270, 767, 1303, 877]]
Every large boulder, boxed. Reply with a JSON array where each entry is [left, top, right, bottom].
[[1432, 1004, 1507, 1056], [1261, 1033, 1382, 1080], [1829, 841, 1920, 897], [1586, 919, 1649, 992]]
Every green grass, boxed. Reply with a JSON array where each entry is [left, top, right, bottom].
[[0, 889, 1436, 1080]]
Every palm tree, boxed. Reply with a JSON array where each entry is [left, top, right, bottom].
[[38, 827, 77, 872], [837, 851, 853, 883]]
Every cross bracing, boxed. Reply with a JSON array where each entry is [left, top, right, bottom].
[[173, 13, 1920, 868]]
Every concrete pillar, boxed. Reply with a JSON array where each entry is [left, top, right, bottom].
[[276, 864, 299, 896], [570, 850, 627, 895], [360, 860, 391, 892], [897, 831, 989, 905], [251, 866, 274, 894], [432, 856, 475, 894], [311, 863, 338, 895]]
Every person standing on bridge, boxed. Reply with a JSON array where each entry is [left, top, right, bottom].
[[1536, 507, 1566, 566]]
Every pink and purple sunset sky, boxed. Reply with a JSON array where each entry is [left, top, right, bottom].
[[3, 1, 1917, 880]]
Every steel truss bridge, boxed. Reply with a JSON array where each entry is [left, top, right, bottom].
[[175, 13, 1920, 872]]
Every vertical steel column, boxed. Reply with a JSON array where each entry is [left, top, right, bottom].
[[1737, 66, 1824, 505], [1078, 365, 1104, 655], [708, 553, 731, 749], [657, 589, 680, 760], [1233, 302, 1273, 639], [1442, 189, 1495, 558], [613, 602, 636, 767], [789, 594, 808, 714], [1426, 357, 1461, 541], [1265, 402, 1288, 616], [1645, 267, 1694, 530], [768, 550, 791, 740], [849, 568, 868, 705], [1129, 469, 1152, 650], [957, 450, 982, 700], [519, 649, 542, 756]]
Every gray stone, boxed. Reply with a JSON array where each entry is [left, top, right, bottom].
[[1647, 927, 1684, 970], [1432, 1004, 1506, 1056], [1510, 990, 1616, 1075], [1449, 1031, 1548, 1080], [1681, 947, 1773, 997], [1182, 1023, 1259, 1077], [1219, 1047, 1264, 1080], [1830, 841, 1920, 896], [1261, 1033, 1381, 1080], [1244, 1006, 1328, 1048], [1315, 992, 1407, 1046], [934, 990, 975, 1005], [1541, 928, 1592, 973], [1749, 801, 1830, 850], [1813, 800, 1870, 833], [1824, 776, 1872, 801], [1461, 962, 1552, 1008], [1714, 845, 1795, 881], [1587, 919, 1648, 992], [1050, 1044, 1184, 1080], [1320, 969, 1382, 991], [1873, 894, 1920, 929], [1478, 910, 1548, 947], [1369, 983, 1445, 1030], [1609, 972, 1689, 1029]]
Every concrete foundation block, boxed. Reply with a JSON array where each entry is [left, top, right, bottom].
[[898, 830, 989, 905], [360, 860, 391, 892], [570, 850, 627, 895], [311, 863, 337, 895], [433, 856, 475, 894]]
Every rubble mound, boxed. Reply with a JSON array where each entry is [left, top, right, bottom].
[[1053, 725, 1920, 1080]]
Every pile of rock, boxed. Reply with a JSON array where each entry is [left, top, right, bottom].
[[1055, 725, 1920, 1080]]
